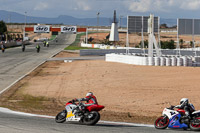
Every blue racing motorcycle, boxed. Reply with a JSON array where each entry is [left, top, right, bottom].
[[154, 106, 200, 131]]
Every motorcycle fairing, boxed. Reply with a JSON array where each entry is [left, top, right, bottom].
[[86, 105, 105, 112], [168, 114, 188, 129], [67, 111, 75, 118], [65, 104, 81, 121], [162, 108, 178, 119], [192, 110, 200, 116]]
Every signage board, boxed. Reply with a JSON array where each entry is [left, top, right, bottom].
[[61, 26, 77, 33], [128, 16, 158, 33], [34, 25, 50, 33], [178, 19, 200, 35]]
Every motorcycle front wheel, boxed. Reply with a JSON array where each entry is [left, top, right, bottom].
[[82, 111, 100, 125], [55, 110, 67, 123], [190, 117, 200, 131], [154, 116, 169, 129]]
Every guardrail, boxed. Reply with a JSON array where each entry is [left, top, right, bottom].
[[80, 49, 200, 56], [2, 41, 30, 48]]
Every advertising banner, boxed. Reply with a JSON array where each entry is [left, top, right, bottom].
[[34, 25, 50, 33], [61, 26, 77, 33]]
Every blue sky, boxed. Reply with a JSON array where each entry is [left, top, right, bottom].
[[1, 0, 200, 19]]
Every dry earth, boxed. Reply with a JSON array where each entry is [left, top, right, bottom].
[[83, 32, 200, 47], [1, 51, 200, 124]]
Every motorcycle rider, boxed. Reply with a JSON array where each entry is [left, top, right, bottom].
[[36, 44, 40, 53], [43, 40, 46, 47], [175, 98, 195, 120], [1, 42, 5, 53], [22, 44, 25, 52], [72, 92, 98, 114], [46, 41, 49, 47]]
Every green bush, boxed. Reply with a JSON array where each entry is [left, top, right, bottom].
[[139, 40, 149, 48], [0, 21, 7, 34], [139, 40, 175, 49], [161, 40, 175, 49]]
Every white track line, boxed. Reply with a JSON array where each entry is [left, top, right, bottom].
[[0, 107, 154, 128], [0, 107, 54, 118], [99, 121, 154, 128]]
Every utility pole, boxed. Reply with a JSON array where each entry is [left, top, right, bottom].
[[119, 15, 123, 29], [24, 12, 27, 41], [97, 12, 100, 41]]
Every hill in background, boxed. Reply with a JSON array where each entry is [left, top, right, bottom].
[[0, 10, 176, 27]]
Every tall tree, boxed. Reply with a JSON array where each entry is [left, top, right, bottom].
[[0, 21, 7, 35]]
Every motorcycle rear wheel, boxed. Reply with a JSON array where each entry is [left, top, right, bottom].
[[154, 116, 169, 129], [55, 110, 67, 123], [190, 117, 200, 131], [82, 111, 100, 125]]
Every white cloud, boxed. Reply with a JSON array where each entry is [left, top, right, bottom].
[[125, 0, 200, 13], [1, 0, 200, 18], [34, 2, 49, 11], [180, 0, 200, 10], [128, 0, 150, 12], [76, 1, 91, 11]]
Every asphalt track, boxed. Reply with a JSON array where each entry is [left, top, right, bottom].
[[0, 34, 76, 94], [0, 34, 196, 133], [0, 107, 195, 133]]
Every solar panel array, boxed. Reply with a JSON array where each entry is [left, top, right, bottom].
[[128, 16, 159, 33]]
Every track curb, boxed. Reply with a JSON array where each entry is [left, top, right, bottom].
[[0, 107, 154, 128]]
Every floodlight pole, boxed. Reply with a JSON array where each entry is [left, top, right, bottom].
[[23, 11, 27, 41], [141, 16, 145, 56], [176, 18, 181, 56], [126, 16, 129, 54], [86, 28, 88, 44], [148, 14, 154, 57], [119, 15, 123, 29], [148, 14, 161, 57], [192, 19, 197, 56], [158, 17, 161, 50], [97, 12, 100, 41]]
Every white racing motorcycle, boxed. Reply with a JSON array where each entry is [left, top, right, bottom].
[[154, 106, 200, 131], [55, 100, 104, 125]]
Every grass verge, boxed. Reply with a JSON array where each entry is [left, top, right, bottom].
[[49, 35, 57, 41], [65, 46, 99, 50], [65, 32, 99, 50]]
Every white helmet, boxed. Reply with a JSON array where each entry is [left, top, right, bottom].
[[86, 92, 93, 97], [180, 98, 189, 106]]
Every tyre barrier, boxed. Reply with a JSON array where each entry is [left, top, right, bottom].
[[154, 57, 160, 66], [171, 57, 177, 66], [166, 58, 171, 66], [105, 54, 200, 67], [160, 57, 166, 66]]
